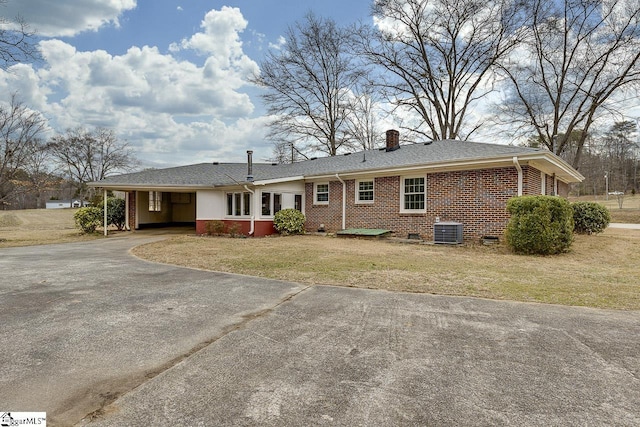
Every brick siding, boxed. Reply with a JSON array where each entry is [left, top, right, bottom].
[[305, 166, 551, 242], [128, 191, 136, 230]]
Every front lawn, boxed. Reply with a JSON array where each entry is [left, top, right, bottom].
[[132, 228, 640, 311]]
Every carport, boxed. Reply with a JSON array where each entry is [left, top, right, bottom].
[[96, 186, 196, 235]]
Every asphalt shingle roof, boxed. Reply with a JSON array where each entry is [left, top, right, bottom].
[[94, 140, 549, 188]]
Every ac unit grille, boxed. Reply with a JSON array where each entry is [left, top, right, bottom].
[[434, 222, 463, 244]]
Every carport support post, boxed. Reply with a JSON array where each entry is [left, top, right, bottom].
[[103, 188, 108, 237]]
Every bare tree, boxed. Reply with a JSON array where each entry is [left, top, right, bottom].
[[48, 127, 138, 200], [601, 121, 638, 192], [0, 95, 46, 208], [0, 0, 40, 69], [253, 13, 366, 159], [497, 0, 640, 168], [19, 140, 59, 208], [345, 88, 385, 150], [358, 0, 523, 142]]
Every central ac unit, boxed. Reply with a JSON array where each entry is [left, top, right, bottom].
[[434, 222, 463, 244]]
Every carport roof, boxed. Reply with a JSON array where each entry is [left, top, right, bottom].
[[90, 139, 584, 189]]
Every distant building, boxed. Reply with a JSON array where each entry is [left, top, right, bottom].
[[46, 199, 89, 209]]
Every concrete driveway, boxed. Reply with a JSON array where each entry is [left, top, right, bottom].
[[1, 237, 638, 426]]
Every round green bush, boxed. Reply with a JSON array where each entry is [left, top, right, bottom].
[[74, 206, 103, 234], [572, 201, 610, 234], [505, 195, 574, 255], [273, 209, 305, 235]]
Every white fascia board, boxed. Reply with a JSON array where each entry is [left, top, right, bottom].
[[518, 153, 584, 183], [252, 176, 305, 186], [304, 154, 583, 183]]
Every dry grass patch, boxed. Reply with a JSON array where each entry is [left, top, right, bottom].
[[132, 229, 640, 311], [0, 208, 99, 247]]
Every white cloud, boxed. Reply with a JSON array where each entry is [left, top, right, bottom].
[[177, 6, 183, 12], [268, 36, 286, 50], [1, 0, 137, 37], [0, 7, 270, 167]]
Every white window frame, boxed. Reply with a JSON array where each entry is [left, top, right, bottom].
[[226, 191, 252, 217], [260, 191, 283, 217], [314, 182, 329, 205], [541, 171, 546, 195], [356, 179, 374, 204], [149, 191, 162, 212], [400, 175, 426, 213]]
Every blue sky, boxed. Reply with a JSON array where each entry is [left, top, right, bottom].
[[0, 1, 374, 168]]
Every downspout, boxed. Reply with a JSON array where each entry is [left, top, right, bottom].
[[103, 188, 108, 236], [335, 174, 346, 230], [512, 157, 523, 196], [243, 185, 255, 236]]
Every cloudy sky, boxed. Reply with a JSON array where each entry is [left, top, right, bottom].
[[0, 0, 372, 167]]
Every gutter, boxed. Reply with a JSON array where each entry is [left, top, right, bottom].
[[335, 174, 346, 230], [243, 184, 255, 236], [512, 157, 523, 196]]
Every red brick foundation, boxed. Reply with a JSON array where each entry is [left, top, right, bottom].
[[196, 219, 276, 237]]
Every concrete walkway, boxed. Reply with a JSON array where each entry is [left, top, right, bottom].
[[1, 237, 638, 426], [609, 223, 640, 229]]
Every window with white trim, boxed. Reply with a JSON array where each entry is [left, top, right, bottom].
[[356, 180, 374, 203], [314, 183, 329, 204], [401, 176, 425, 212], [149, 191, 162, 212], [261, 192, 283, 216], [226, 191, 252, 217]]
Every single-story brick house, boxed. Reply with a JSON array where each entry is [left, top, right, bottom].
[[90, 130, 583, 242]]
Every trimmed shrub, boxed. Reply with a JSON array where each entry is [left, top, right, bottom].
[[205, 220, 226, 236], [227, 222, 242, 237], [104, 197, 126, 230], [505, 196, 574, 255], [74, 207, 103, 234], [273, 209, 305, 235], [572, 201, 610, 234]]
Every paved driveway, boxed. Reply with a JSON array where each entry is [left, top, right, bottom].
[[1, 237, 638, 426]]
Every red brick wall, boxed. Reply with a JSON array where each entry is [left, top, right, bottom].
[[557, 181, 569, 197], [524, 167, 541, 195], [304, 166, 549, 242], [128, 192, 136, 230], [195, 219, 275, 237]]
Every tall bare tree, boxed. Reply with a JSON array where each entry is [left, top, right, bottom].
[[497, 0, 640, 168], [48, 127, 138, 200], [19, 139, 59, 208], [253, 13, 366, 159], [345, 89, 385, 150], [0, 0, 40, 69], [0, 95, 46, 208], [358, 0, 523, 142]]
